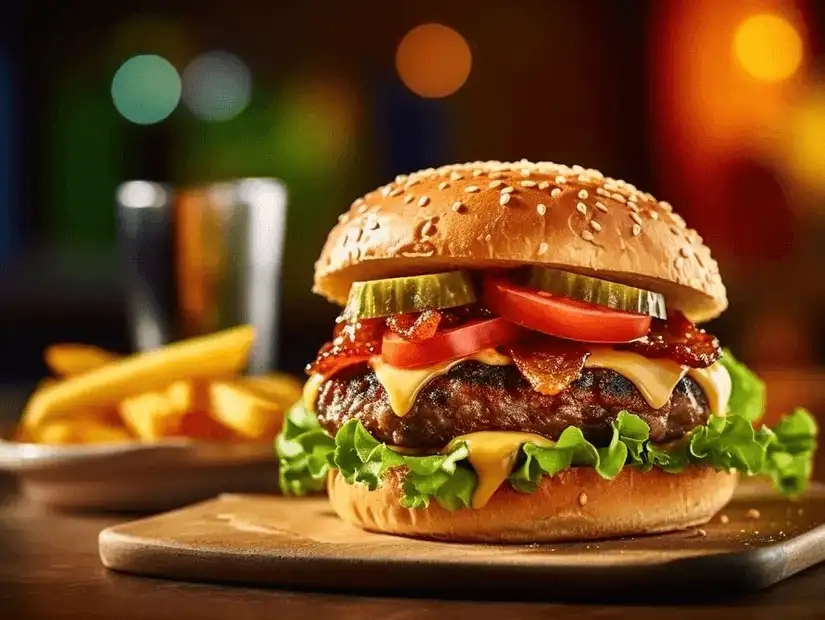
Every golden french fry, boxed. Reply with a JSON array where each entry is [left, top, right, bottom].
[[44, 344, 119, 377], [22, 325, 255, 431], [118, 381, 191, 441], [34, 419, 133, 445], [209, 380, 287, 440], [240, 374, 303, 408]]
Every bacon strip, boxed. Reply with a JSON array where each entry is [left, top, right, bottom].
[[619, 311, 721, 368], [385, 309, 442, 342], [507, 337, 589, 396]]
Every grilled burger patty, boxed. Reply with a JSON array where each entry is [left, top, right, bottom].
[[314, 362, 710, 450]]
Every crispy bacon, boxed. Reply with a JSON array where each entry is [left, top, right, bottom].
[[619, 310, 721, 368], [306, 317, 384, 376], [386, 309, 443, 342], [507, 337, 589, 396]]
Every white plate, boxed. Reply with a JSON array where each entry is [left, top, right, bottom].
[[0, 428, 280, 511]]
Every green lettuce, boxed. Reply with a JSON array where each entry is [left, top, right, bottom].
[[719, 348, 766, 422], [275, 351, 817, 510]]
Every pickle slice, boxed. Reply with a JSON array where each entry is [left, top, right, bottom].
[[526, 267, 667, 319], [343, 271, 477, 320]]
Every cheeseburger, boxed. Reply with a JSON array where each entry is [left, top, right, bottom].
[[277, 160, 817, 542]]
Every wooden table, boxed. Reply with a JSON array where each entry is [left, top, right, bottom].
[[2, 474, 825, 619]]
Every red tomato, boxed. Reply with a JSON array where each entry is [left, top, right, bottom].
[[482, 277, 651, 343], [381, 318, 521, 369]]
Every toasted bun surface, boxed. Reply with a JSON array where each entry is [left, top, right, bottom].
[[315, 161, 727, 323], [328, 467, 738, 542]]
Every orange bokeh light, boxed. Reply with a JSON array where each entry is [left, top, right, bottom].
[[396, 24, 472, 98]]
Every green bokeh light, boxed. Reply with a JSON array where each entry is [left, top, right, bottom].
[[111, 55, 181, 124]]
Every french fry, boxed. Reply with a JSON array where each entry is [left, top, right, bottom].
[[118, 382, 191, 441], [22, 325, 255, 431], [240, 374, 303, 408], [208, 380, 287, 440], [44, 344, 119, 377], [34, 419, 133, 445]]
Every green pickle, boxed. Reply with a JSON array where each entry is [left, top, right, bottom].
[[343, 271, 477, 320], [526, 267, 667, 319]]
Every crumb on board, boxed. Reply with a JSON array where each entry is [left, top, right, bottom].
[[719, 514, 730, 525], [578, 492, 588, 507], [697, 529, 707, 537], [798, 508, 805, 516], [746, 508, 761, 520]]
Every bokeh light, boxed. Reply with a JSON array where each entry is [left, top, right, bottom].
[[734, 13, 803, 82], [396, 24, 472, 98], [788, 85, 825, 194], [182, 51, 253, 122], [111, 55, 181, 124]]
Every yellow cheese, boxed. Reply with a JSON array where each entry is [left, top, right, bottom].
[[585, 349, 687, 409], [302, 373, 325, 412], [688, 363, 731, 416], [369, 349, 512, 417], [445, 431, 554, 509]]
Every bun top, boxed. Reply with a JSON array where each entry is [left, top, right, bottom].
[[314, 160, 727, 322]]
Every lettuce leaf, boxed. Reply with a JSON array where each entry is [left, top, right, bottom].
[[719, 348, 766, 422], [275, 401, 335, 495]]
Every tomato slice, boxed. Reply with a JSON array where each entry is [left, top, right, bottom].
[[483, 277, 651, 343], [381, 318, 521, 369]]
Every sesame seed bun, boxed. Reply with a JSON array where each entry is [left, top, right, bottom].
[[314, 161, 727, 323], [327, 467, 738, 543]]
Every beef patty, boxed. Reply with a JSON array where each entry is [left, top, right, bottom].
[[314, 362, 710, 450]]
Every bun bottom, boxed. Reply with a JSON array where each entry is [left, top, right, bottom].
[[328, 467, 738, 543]]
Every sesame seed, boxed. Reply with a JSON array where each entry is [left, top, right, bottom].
[[421, 221, 436, 236], [577, 174, 589, 183], [357, 204, 369, 214], [450, 172, 463, 182], [649, 210, 659, 220], [551, 188, 562, 198], [632, 224, 642, 236], [630, 213, 643, 225], [488, 180, 503, 189], [555, 175, 567, 184], [521, 169, 531, 177], [380, 185, 392, 197], [418, 196, 430, 207], [572, 164, 584, 173], [500, 186, 514, 194], [484, 233, 492, 241], [538, 242, 549, 255], [578, 189, 589, 199], [337, 213, 348, 223], [576, 202, 587, 215], [499, 193, 511, 206], [465, 185, 480, 193], [366, 219, 380, 230], [489, 171, 503, 179], [595, 201, 608, 213], [537, 203, 547, 216], [520, 180, 537, 188], [403, 194, 415, 204], [473, 169, 484, 177], [405, 178, 419, 188], [672, 213, 687, 228], [438, 181, 450, 190], [395, 175, 408, 184], [582, 230, 595, 241], [538, 181, 550, 190], [670, 226, 681, 235], [612, 192, 626, 203], [719, 514, 730, 525], [451, 201, 465, 213], [590, 220, 602, 231], [389, 188, 402, 197], [353, 197, 365, 206], [627, 202, 639, 213], [680, 246, 692, 258], [659, 200, 673, 212], [579, 492, 588, 506], [746, 508, 761, 520], [596, 187, 610, 197]]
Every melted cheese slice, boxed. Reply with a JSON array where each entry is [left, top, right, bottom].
[[585, 349, 687, 409], [445, 431, 553, 508], [688, 362, 732, 416], [369, 349, 513, 417], [303, 373, 326, 412]]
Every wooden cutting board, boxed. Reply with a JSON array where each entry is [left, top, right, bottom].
[[100, 480, 825, 599]]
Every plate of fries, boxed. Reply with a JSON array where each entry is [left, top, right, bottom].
[[0, 326, 303, 511]]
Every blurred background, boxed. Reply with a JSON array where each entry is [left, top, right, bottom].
[[1, 0, 824, 423]]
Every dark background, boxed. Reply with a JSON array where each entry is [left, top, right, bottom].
[[2, 0, 824, 420]]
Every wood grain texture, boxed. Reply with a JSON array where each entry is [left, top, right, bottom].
[[99, 480, 825, 599]]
